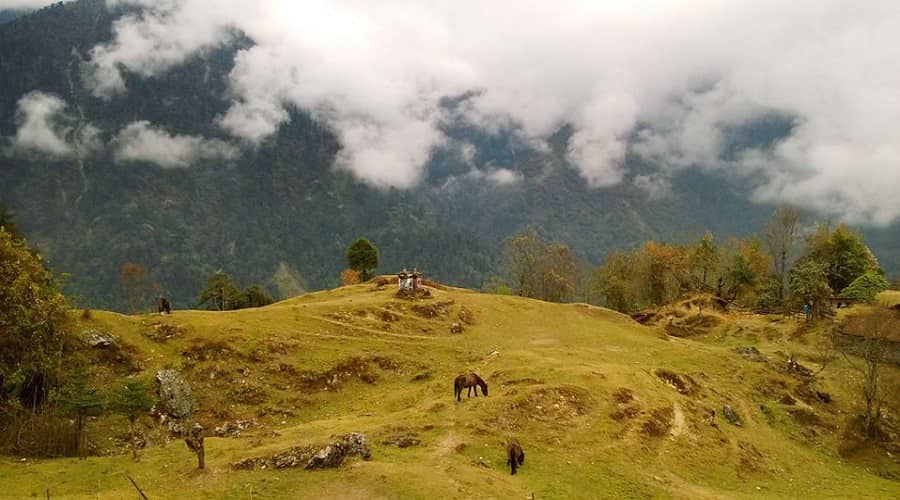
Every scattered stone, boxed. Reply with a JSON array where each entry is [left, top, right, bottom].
[[786, 355, 813, 377], [272, 446, 319, 468], [732, 346, 767, 362], [450, 322, 464, 334], [82, 329, 116, 348], [214, 419, 258, 438], [381, 434, 420, 448], [155, 369, 198, 419], [705, 408, 718, 427], [816, 391, 832, 404], [722, 404, 743, 426], [305, 433, 372, 469]]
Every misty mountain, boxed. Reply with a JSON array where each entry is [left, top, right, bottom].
[[1, 0, 897, 311], [0, 8, 33, 25]]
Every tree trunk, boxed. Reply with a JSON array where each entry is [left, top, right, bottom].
[[76, 415, 85, 460], [130, 416, 138, 460], [198, 443, 205, 470]]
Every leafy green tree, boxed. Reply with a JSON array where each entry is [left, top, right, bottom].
[[501, 230, 580, 303], [110, 379, 154, 460], [720, 238, 770, 303], [840, 272, 889, 302], [0, 228, 70, 411], [503, 229, 543, 299], [591, 251, 637, 312], [789, 260, 833, 320], [237, 285, 274, 308], [688, 231, 720, 291], [55, 370, 103, 459], [802, 224, 879, 292], [198, 272, 241, 311], [346, 238, 379, 281]]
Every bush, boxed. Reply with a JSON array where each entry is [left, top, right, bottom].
[[0, 228, 70, 409], [840, 272, 889, 302], [341, 269, 362, 285]]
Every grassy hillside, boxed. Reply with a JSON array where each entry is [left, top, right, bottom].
[[0, 284, 897, 499]]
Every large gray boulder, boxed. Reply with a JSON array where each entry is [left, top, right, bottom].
[[155, 369, 198, 418], [82, 329, 116, 348], [722, 404, 743, 426]]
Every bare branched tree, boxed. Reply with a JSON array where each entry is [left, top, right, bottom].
[[763, 207, 800, 303], [839, 305, 898, 437]]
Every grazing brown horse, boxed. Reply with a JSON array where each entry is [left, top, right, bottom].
[[507, 439, 525, 475], [454, 373, 488, 402]]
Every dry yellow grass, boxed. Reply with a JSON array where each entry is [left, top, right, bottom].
[[0, 284, 897, 499]]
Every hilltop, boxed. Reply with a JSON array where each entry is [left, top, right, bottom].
[[0, 282, 897, 499]]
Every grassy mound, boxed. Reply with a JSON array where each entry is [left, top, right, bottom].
[[0, 284, 898, 498]]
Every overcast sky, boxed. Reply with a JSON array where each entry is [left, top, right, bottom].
[[21, 0, 900, 225]]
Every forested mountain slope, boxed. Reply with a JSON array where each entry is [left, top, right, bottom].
[[1, 0, 897, 311]]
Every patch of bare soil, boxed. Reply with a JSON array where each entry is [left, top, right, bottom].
[[144, 322, 185, 342], [457, 306, 475, 325], [641, 406, 674, 437], [654, 369, 700, 395], [737, 441, 768, 475], [501, 377, 544, 387], [380, 432, 421, 448], [613, 387, 634, 403], [754, 377, 789, 398], [410, 300, 454, 319], [84, 339, 143, 375], [296, 356, 401, 391], [228, 381, 269, 405], [509, 385, 591, 423], [787, 407, 823, 427], [182, 338, 240, 361], [379, 310, 400, 322]]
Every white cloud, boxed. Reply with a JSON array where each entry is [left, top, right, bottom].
[[114, 120, 237, 167], [83, 0, 900, 224], [11, 91, 73, 156], [484, 168, 522, 186], [633, 174, 671, 200]]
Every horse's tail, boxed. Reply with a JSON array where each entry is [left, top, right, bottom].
[[453, 378, 461, 401]]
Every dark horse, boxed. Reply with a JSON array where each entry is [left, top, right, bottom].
[[157, 296, 172, 314], [507, 440, 525, 475], [454, 373, 488, 402]]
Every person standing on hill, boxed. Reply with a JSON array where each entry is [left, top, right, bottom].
[[411, 268, 420, 293], [398, 269, 408, 291]]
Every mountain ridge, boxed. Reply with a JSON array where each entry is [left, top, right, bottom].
[[1, 0, 897, 311]]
